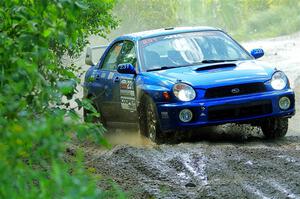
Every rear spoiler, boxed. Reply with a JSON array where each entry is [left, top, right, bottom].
[[85, 45, 108, 66]]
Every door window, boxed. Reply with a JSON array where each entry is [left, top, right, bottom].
[[102, 42, 124, 70], [117, 41, 137, 67]]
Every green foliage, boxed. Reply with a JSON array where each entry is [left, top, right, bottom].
[[0, 0, 122, 198], [238, 0, 300, 39], [181, 0, 300, 40], [112, 0, 180, 36], [113, 0, 300, 41]]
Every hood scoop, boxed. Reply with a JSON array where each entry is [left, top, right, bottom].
[[195, 63, 237, 72]]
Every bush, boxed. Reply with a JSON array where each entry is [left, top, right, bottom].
[[115, 0, 300, 41], [244, 2, 300, 39], [111, 0, 180, 36], [0, 0, 122, 198]]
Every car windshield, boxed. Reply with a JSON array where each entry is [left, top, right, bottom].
[[139, 31, 252, 71]]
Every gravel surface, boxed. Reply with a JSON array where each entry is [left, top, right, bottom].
[[76, 33, 300, 199], [81, 136, 300, 199]]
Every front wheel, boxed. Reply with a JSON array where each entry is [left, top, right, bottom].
[[140, 97, 165, 144], [261, 117, 288, 139]]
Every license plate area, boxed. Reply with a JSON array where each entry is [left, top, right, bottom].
[[208, 100, 273, 121]]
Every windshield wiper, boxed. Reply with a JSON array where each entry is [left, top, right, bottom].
[[146, 66, 177, 72], [167, 60, 238, 68], [201, 59, 237, 63]]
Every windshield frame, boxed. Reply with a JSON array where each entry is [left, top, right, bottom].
[[138, 30, 253, 72]]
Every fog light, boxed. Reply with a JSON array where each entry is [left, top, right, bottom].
[[279, 96, 291, 110], [179, 109, 193, 122]]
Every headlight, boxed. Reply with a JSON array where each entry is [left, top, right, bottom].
[[271, 71, 288, 90], [173, 83, 196, 101]]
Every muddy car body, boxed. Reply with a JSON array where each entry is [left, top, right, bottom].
[[84, 27, 295, 143]]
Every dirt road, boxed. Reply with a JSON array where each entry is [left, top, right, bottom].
[[83, 135, 300, 198], [79, 33, 300, 198]]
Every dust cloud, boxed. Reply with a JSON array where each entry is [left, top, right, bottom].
[[104, 128, 154, 147]]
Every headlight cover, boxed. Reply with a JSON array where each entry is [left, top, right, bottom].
[[271, 71, 288, 90], [173, 83, 196, 101]]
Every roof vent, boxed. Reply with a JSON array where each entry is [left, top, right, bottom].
[[195, 63, 236, 72], [164, 27, 174, 30]]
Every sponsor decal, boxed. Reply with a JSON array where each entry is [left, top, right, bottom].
[[141, 38, 158, 46], [101, 72, 106, 78], [107, 72, 114, 80], [120, 78, 136, 111]]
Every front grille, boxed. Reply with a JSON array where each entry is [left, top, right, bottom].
[[205, 83, 266, 99], [208, 100, 272, 121]]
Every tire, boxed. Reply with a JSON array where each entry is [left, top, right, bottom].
[[261, 117, 288, 139], [138, 100, 147, 137], [139, 96, 165, 144]]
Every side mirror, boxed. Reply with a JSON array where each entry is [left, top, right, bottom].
[[250, 48, 264, 59], [117, 63, 136, 74], [85, 45, 109, 66], [85, 46, 95, 66]]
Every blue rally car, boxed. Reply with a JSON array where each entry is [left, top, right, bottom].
[[83, 27, 295, 143]]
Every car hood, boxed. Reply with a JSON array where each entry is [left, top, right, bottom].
[[149, 60, 276, 89]]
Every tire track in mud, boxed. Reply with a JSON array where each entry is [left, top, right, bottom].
[[89, 145, 211, 198], [203, 144, 300, 198], [84, 137, 300, 199]]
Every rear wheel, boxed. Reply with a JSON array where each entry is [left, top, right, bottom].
[[261, 117, 288, 139]]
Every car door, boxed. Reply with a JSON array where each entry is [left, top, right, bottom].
[[94, 41, 124, 121], [111, 40, 138, 123]]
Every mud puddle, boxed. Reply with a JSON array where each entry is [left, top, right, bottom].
[[76, 124, 300, 198], [82, 135, 300, 199]]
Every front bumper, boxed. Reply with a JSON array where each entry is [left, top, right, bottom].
[[157, 89, 295, 132]]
